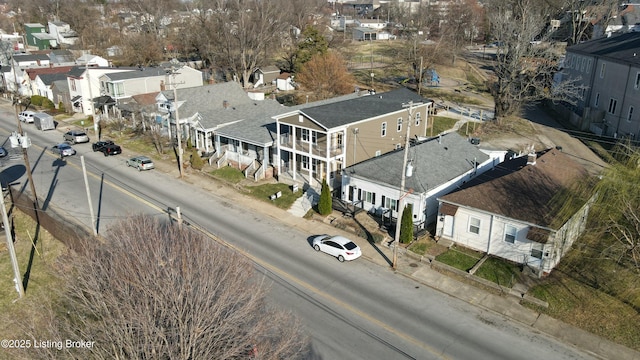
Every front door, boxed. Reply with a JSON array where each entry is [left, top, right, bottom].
[[443, 216, 454, 237]]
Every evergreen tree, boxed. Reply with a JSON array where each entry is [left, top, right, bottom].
[[294, 26, 329, 73], [318, 178, 332, 215], [190, 149, 204, 170], [399, 204, 413, 244]]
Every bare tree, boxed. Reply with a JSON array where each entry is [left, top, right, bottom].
[[201, 0, 290, 87], [296, 51, 356, 100], [562, 0, 620, 44], [21, 216, 310, 359], [440, 0, 486, 65], [485, 0, 584, 120]]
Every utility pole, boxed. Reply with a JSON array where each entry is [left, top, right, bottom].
[[86, 55, 97, 139], [10, 54, 39, 210], [81, 156, 98, 236], [393, 100, 422, 270], [1, 189, 24, 298], [167, 68, 184, 178]]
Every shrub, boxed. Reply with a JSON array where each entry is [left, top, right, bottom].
[[43, 98, 55, 109], [58, 101, 66, 112], [30, 95, 45, 106], [400, 203, 413, 244], [190, 149, 204, 170], [318, 178, 332, 215]]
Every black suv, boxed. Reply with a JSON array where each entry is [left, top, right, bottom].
[[92, 140, 122, 156]]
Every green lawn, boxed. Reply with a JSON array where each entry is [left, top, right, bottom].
[[245, 183, 302, 209], [435, 245, 482, 272], [209, 166, 246, 184], [475, 257, 520, 288], [431, 116, 459, 136]]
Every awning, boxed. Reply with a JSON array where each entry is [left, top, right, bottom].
[[526, 227, 551, 244], [71, 95, 81, 104], [94, 95, 116, 108], [439, 203, 458, 216]]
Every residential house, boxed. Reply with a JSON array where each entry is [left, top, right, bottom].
[[51, 79, 71, 111], [76, 53, 110, 67], [555, 32, 640, 139], [274, 87, 432, 189], [24, 23, 57, 50], [48, 21, 79, 46], [435, 148, 594, 277], [341, 132, 505, 228], [4, 53, 52, 95], [592, 4, 640, 39], [156, 82, 256, 154], [252, 66, 280, 88], [24, 66, 74, 98], [67, 66, 133, 115]]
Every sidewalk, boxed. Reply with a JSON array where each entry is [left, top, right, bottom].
[[163, 165, 638, 360]]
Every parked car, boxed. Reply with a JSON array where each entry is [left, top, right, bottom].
[[312, 235, 362, 262], [63, 130, 90, 144], [51, 143, 76, 157], [92, 140, 122, 156], [18, 111, 35, 123], [126, 156, 154, 171], [0, 146, 7, 158]]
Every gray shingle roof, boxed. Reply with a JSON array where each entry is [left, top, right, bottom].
[[38, 72, 72, 85], [300, 87, 427, 129], [102, 67, 169, 81], [567, 32, 640, 66], [162, 82, 255, 128], [344, 132, 490, 193], [215, 91, 370, 145]]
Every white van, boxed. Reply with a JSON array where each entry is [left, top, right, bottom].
[[18, 111, 35, 123]]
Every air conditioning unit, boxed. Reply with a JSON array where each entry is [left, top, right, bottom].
[[550, 20, 561, 29]]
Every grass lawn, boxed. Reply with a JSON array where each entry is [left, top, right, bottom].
[[431, 116, 459, 136], [209, 166, 246, 184], [0, 209, 65, 343], [435, 245, 483, 272], [527, 273, 640, 350], [245, 183, 302, 209], [475, 257, 520, 288]]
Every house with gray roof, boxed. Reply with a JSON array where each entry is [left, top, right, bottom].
[[341, 132, 504, 228], [274, 87, 433, 189], [435, 148, 595, 277]]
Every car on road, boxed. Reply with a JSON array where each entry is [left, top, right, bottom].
[[63, 130, 90, 144], [0, 146, 7, 158], [126, 156, 154, 171], [312, 235, 362, 262], [51, 143, 76, 157], [18, 111, 35, 123], [92, 140, 122, 156]]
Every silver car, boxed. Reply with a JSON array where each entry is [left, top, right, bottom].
[[51, 143, 76, 157], [126, 156, 155, 171], [63, 130, 90, 144]]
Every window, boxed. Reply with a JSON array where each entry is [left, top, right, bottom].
[[301, 129, 309, 141], [362, 190, 375, 204], [531, 243, 544, 259], [580, 57, 585, 72], [71, 79, 76, 91], [608, 98, 617, 114], [627, 106, 634, 123], [581, 88, 585, 100], [397, 118, 402, 132], [301, 155, 309, 170], [635, 72, 640, 90], [311, 131, 317, 145], [504, 225, 517, 244], [468, 217, 480, 234], [599, 63, 606, 78], [594, 93, 599, 107], [381, 122, 387, 137], [586, 59, 592, 73], [385, 197, 397, 211], [415, 112, 421, 126]]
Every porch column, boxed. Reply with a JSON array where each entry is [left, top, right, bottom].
[[214, 133, 220, 153], [291, 125, 297, 181], [276, 122, 281, 178]]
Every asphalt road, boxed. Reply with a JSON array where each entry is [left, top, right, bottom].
[[0, 105, 599, 360]]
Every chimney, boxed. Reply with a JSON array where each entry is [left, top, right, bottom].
[[160, 80, 165, 91], [527, 147, 537, 165], [223, 100, 229, 109]]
